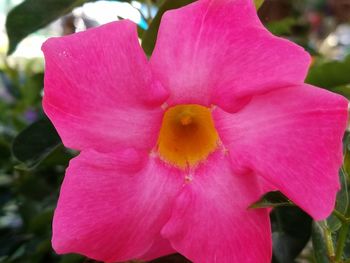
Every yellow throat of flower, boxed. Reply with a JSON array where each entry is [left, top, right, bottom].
[[157, 104, 219, 169]]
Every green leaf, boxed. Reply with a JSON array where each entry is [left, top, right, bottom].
[[141, 0, 196, 56], [59, 254, 85, 263], [0, 140, 11, 166], [28, 210, 53, 235], [344, 134, 350, 173], [271, 207, 312, 263], [306, 55, 350, 95], [254, 0, 264, 10], [249, 191, 293, 209], [339, 137, 350, 260], [0, 229, 29, 260], [266, 17, 296, 36], [20, 72, 44, 108], [327, 170, 350, 232], [12, 118, 61, 168], [5, 0, 92, 55]]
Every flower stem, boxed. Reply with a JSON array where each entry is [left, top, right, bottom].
[[324, 226, 336, 261], [333, 209, 349, 224], [335, 221, 350, 262]]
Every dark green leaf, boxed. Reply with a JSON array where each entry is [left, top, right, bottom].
[[339, 141, 350, 260], [271, 207, 312, 263], [149, 253, 191, 263], [28, 210, 53, 235], [6, 0, 92, 54], [12, 118, 61, 168], [343, 229, 350, 259], [249, 191, 293, 209], [141, 0, 196, 56], [59, 254, 85, 263], [0, 140, 11, 165], [0, 229, 29, 258]]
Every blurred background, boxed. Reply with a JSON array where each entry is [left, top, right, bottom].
[[1, 0, 350, 262]]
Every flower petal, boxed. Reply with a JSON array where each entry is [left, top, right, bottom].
[[42, 20, 168, 152], [150, 0, 310, 111], [162, 152, 271, 263], [52, 150, 182, 262], [214, 85, 348, 220]]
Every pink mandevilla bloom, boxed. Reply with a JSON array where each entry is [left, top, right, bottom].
[[42, 0, 348, 262]]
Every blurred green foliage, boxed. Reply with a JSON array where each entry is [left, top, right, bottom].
[[0, 58, 79, 262], [6, 0, 92, 54]]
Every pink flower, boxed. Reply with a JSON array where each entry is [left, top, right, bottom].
[[42, 0, 348, 262]]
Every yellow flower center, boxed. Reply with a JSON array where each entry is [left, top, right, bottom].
[[157, 104, 219, 169]]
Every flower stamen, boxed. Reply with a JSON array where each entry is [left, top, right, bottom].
[[180, 115, 193, 126], [157, 104, 219, 169]]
